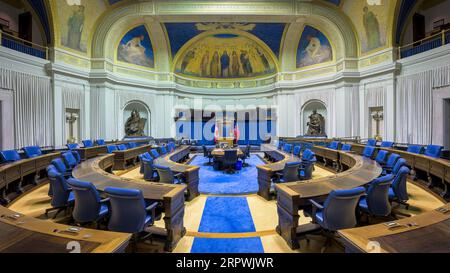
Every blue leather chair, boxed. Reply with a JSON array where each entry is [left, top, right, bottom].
[[341, 144, 352, 151], [51, 158, 72, 178], [302, 149, 317, 162], [278, 141, 284, 150], [104, 187, 159, 250], [22, 146, 42, 158], [407, 145, 424, 154], [298, 149, 316, 180], [362, 146, 376, 158], [66, 143, 80, 150], [107, 145, 118, 154], [150, 149, 160, 158], [389, 166, 410, 208], [293, 146, 301, 157], [117, 144, 128, 151], [367, 139, 377, 147], [382, 153, 400, 171], [45, 168, 75, 219], [82, 140, 94, 148], [46, 165, 57, 197], [127, 142, 137, 149], [72, 151, 82, 164], [154, 164, 183, 184], [160, 146, 168, 155], [67, 178, 109, 226], [143, 159, 158, 181], [385, 158, 407, 176], [62, 152, 78, 170], [283, 144, 293, 153], [273, 162, 301, 183], [139, 153, 153, 174], [0, 150, 21, 163], [424, 145, 443, 158], [359, 174, 394, 217], [328, 141, 340, 150], [96, 139, 106, 146], [380, 141, 394, 148], [375, 150, 389, 165]]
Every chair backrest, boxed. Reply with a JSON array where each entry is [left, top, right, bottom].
[[302, 149, 316, 162], [392, 158, 407, 175], [380, 141, 394, 148], [139, 152, 153, 161], [160, 146, 168, 155], [293, 146, 301, 156], [72, 151, 81, 164], [154, 164, 174, 183], [51, 158, 68, 174], [202, 146, 209, 157], [362, 146, 376, 158], [67, 178, 102, 223], [375, 150, 389, 164], [47, 168, 71, 207], [283, 144, 293, 153], [105, 187, 147, 233], [150, 149, 160, 158], [322, 187, 366, 231], [82, 140, 94, 148], [223, 150, 238, 165], [385, 153, 401, 169], [282, 162, 301, 182], [341, 144, 352, 151], [391, 166, 410, 202], [0, 150, 21, 163], [142, 159, 155, 180], [22, 146, 42, 158], [96, 139, 105, 146], [127, 142, 137, 149], [66, 143, 80, 150], [117, 144, 128, 151], [367, 139, 377, 147], [245, 144, 251, 157], [46, 164, 57, 197], [424, 145, 443, 158], [277, 141, 284, 150], [366, 174, 394, 216], [107, 145, 117, 154], [407, 145, 424, 154], [328, 141, 340, 150], [62, 152, 78, 169]]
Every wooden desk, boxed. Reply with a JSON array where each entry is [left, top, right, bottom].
[[113, 144, 152, 170], [75, 146, 108, 161], [154, 146, 200, 201], [72, 155, 186, 251], [0, 206, 130, 253], [338, 204, 450, 253], [274, 145, 382, 249], [211, 148, 244, 157], [0, 152, 61, 203]]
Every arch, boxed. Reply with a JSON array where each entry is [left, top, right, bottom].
[[300, 99, 328, 136], [122, 100, 152, 137]]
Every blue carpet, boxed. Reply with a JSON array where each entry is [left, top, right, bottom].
[[191, 238, 264, 253], [189, 154, 264, 195], [198, 197, 256, 233]]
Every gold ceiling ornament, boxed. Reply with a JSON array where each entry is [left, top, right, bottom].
[[195, 23, 257, 32]]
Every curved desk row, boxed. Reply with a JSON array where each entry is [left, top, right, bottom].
[[264, 144, 382, 249], [72, 152, 188, 252]]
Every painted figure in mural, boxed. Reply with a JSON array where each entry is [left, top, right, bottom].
[[67, 4, 85, 50], [298, 36, 332, 68], [307, 110, 326, 136], [210, 51, 221, 78], [125, 109, 147, 137], [231, 51, 240, 77], [363, 6, 381, 50], [200, 51, 210, 77], [181, 50, 195, 73], [240, 51, 253, 76], [256, 48, 271, 72], [118, 32, 154, 68], [221, 51, 230, 77]]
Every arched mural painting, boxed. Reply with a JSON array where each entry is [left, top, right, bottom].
[[296, 26, 333, 69], [117, 25, 155, 68]]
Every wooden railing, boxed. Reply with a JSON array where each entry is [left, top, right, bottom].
[[398, 29, 450, 59], [0, 30, 48, 59]]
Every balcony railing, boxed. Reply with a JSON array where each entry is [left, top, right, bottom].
[[398, 29, 450, 59], [0, 30, 48, 59]]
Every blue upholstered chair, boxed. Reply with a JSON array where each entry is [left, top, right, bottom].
[[66, 143, 80, 150], [341, 144, 352, 151], [382, 153, 401, 173], [150, 149, 160, 158], [375, 150, 389, 165], [302, 149, 317, 162], [298, 149, 316, 180], [277, 141, 284, 150], [424, 145, 443, 158], [385, 158, 408, 176], [328, 141, 340, 150], [117, 144, 128, 151], [389, 166, 410, 208], [380, 141, 394, 148], [160, 146, 168, 155], [367, 139, 377, 147], [168, 142, 176, 153], [51, 158, 72, 178], [0, 150, 21, 163], [107, 145, 118, 154], [127, 142, 137, 149], [407, 145, 424, 154], [22, 146, 42, 158], [62, 152, 78, 170], [45, 168, 75, 219], [283, 144, 293, 153], [46, 165, 57, 197], [96, 139, 106, 146], [272, 162, 301, 183], [139, 153, 153, 174], [359, 174, 394, 217], [67, 178, 109, 226], [82, 140, 94, 148], [142, 159, 158, 181], [292, 146, 301, 157], [104, 187, 159, 250], [362, 146, 376, 158], [154, 165, 183, 184]]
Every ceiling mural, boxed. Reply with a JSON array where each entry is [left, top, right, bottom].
[[296, 25, 333, 69], [117, 25, 155, 68]]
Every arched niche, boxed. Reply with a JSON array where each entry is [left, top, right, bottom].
[[300, 100, 328, 136], [122, 100, 151, 137]]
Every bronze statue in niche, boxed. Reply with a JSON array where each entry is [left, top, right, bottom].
[[306, 109, 326, 136], [125, 109, 147, 137]]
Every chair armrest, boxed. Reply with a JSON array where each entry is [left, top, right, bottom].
[[146, 201, 159, 225], [100, 198, 110, 204], [174, 172, 184, 178], [309, 199, 324, 210]]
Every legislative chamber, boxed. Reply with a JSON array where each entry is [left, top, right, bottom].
[[0, 0, 449, 257]]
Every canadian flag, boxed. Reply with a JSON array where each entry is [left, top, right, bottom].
[[214, 124, 219, 143], [234, 123, 240, 142]]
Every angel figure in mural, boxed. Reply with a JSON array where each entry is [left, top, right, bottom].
[[231, 51, 240, 77], [118, 34, 153, 67], [307, 110, 326, 136], [66, 3, 85, 50], [221, 51, 230, 77], [298, 36, 332, 68], [256, 48, 271, 72], [200, 50, 210, 77], [240, 50, 253, 76], [363, 6, 381, 50], [210, 51, 221, 78], [125, 109, 147, 137], [181, 50, 196, 73]]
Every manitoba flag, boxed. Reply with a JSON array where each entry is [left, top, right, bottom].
[[234, 123, 240, 142]]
